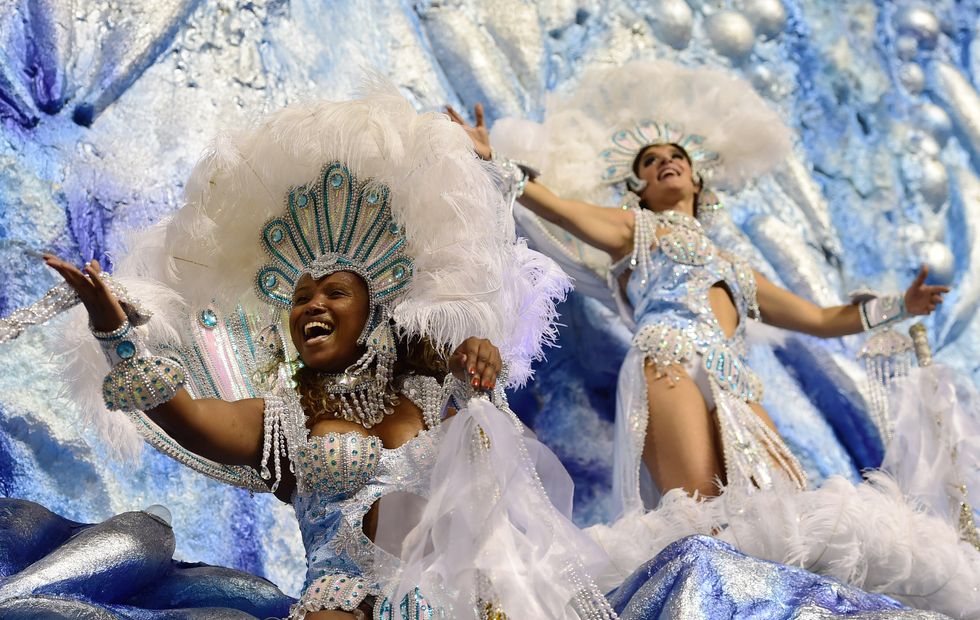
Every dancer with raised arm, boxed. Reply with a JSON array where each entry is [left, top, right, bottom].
[[450, 61, 979, 618]]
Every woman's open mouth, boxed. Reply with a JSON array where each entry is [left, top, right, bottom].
[[303, 320, 335, 344]]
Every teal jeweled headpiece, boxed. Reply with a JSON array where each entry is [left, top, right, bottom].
[[255, 161, 413, 340], [599, 120, 721, 186], [254, 161, 415, 428]]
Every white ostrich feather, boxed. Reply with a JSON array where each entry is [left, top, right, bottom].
[[494, 60, 794, 206]]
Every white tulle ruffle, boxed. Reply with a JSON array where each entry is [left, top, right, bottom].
[[588, 472, 980, 618], [391, 397, 618, 620]]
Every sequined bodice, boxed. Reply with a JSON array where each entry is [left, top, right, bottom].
[[287, 375, 447, 604], [614, 208, 763, 401], [618, 209, 758, 340], [297, 433, 382, 498]]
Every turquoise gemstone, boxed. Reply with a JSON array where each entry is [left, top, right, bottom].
[[271, 228, 284, 243], [389, 222, 399, 234], [199, 309, 218, 328], [263, 273, 277, 289], [367, 191, 379, 204], [330, 173, 343, 188], [116, 340, 136, 359], [297, 194, 308, 207], [393, 264, 407, 280]]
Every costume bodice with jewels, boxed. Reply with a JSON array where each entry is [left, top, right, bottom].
[[611, 207, 762, 402], [267, 374, 451, 618]]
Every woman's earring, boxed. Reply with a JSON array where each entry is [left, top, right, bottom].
[[626, 173, 647, 193]]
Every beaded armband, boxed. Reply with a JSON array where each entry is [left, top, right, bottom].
[[855, 293, 908, 331], [446, 361, 509, 410], [95, 320, 186, 412], [491, 151, 539, 201]]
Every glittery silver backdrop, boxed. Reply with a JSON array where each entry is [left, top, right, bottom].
[[1, 0, 978, 596]]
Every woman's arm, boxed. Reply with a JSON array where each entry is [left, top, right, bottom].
[[755, 267, 949, 338], [446, 104, 634, 259], [44, 255, 266, 468], [519, 181, 635, 258]]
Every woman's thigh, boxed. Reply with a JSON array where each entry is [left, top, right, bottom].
[[641, 362, 725, 498]]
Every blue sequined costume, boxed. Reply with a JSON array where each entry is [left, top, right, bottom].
[[268, 375, 449, 619], [610, 207, 806, 514]]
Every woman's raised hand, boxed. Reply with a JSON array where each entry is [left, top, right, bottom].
[[904, 265, 951, 316], [43, 255, 127, 333], [446, 103, 492, 161], [449, 337, 503, 392]]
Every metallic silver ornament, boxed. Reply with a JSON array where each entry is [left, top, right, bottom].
[[916, 240, 955, 284], [706, 10, 756, 62], [895, 7, 940, 51], [919, 158, 950, 209], [916, 103, 953, 146], [898, 63, 925, 95], [648, 0, 694, 50], [742, 0, 788, 40], [143, 504, 173, 526]]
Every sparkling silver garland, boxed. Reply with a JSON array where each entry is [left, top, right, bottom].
[[0, 276, 152, 344]]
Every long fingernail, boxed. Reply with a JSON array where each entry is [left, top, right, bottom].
[[471, 378, 480, 387], [482, 381, 492, 389], [469, 367, 476, 375]]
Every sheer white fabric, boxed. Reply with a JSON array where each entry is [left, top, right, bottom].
[[884, 365, 980, 529], [388, 397, 617, 619]]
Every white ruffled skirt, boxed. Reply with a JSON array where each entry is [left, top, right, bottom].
[[598, 351, 980, 618]]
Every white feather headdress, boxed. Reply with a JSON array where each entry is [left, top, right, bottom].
[[161, 82, 567, 382], [493, 60, 794, 204], [53, 80, 569, 461]]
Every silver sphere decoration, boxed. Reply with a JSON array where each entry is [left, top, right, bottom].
[[706, 10, 756, 62], [898, 63, 925, 94], [649, 0, 694, 49], [907, 130, 941, 157], [895, 34, 919, 60], [916, 103, 953, 146], [750, 64, 775, 91], [916, 240, 955, 284], [919, 158, 949, 209], [742, 0, 788, 40], [899, 223, 926, 247], [895, 7, 940, 51], [143, 504, 173, 526]]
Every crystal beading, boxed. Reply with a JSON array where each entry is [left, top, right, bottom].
[[857, 327, 914, 441], [0, 274, 152, 345], [619, 205, 805, 493], [98, 319, 187, 413]]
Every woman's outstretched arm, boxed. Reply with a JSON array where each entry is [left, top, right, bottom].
[[43, 254, 266, 468], [518, 181, 635, 259], [755, 266, 949, 338], [447, 104, 634, 259]]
